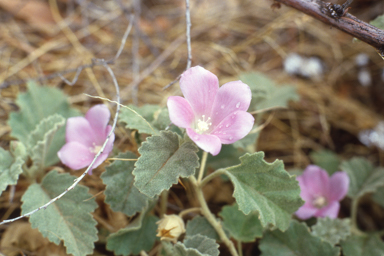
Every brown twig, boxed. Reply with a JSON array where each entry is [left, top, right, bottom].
[[274, 0, 384, 57]]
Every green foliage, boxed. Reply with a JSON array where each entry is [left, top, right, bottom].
[[21, 170, 98, 256], [101, 151, 153, 217], [223, 152, 303, 231], [219, 203, 263, 242], [186, 216, 220, 240], [119, 104, 171, 135], [341, 234, 384, 256], [372, 186, 384, 208], [239, 72, 299, 112], [340, 157, 384, 199], [164, 235, 219, 256], [107, 213, 158, 256], [8, 82, 80, 166], [370, 15, 384, 30], [133, 131, 199, 197], [310, 150, 340, 175], [206, 144, 242, 170], [0, 147, 24, 196], [26, 114, 65, 177], [311, 218, 351, 245], [259, 220, 340, 256]]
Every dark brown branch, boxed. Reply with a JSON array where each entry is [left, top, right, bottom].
[[275, 0, 384, 57]]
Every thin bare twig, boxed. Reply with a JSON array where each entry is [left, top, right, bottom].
[[0, 19, 133, 225], [275, 0, 384, 57], [185, 0, 192, 70], [162, 0, 192, 90]]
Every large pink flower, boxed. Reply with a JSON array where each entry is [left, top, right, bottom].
[[296, 165, 349, 219], [58, 104, 115, 173], [167, 66, 254, 155]]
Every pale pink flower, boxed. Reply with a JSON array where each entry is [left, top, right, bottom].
[[58, 104, 114, 173], [296, 165, 349, 219], [167, 66, 254, 156]]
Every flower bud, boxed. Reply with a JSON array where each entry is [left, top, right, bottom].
[[156, 214, 185, 242]]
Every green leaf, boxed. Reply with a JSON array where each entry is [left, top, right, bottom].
[[341, 234, 384, 256], [106, 213, 158, 256], [186, 216, 220, 240], [182, 235, 219, 256], [310, 150, 340, 175], [311, 218, 351, 245], [21, 170, 98, 256], [133, 131, 199, 197], [370, 15, 384, 30], [223, 152, 303, 231], [8, 81, 80, 166], [340, 157, 384, 199], [239, 72, 299, 112], [372, 186, 384, 208], [27, 114, 65, 173], [259, 220, 340, 256], [0, 147, 24, 196], [101, 151, 153, 217], [219, 203, 263, 242], [119, 104, 171, 135], [165, 235, 219, 256]]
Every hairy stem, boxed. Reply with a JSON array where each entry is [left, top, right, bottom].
[[189, 176, 239, 256], [197, 151, 209, 183]]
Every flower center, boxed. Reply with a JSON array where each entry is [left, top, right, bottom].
[[312, 196, 327, 209], [195, 115, 212, 134], [89, 143, 102, 154]]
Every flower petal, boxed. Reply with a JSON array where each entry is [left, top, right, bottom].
[[210, 81, 252, 126], [186, 128, 222, 155], [295, 202, 318, 220], [65, 117, 97, 146], [85, 104, 111, 143], [57, 141, 95, 170], [299, 165, 330, 198], [179, 66, 219, 117], [329, 171, 349, 201], [211, 111, 254, 144], [167, 96, 195, 128], [297, 176, 313, 201], [315, 201, 340, 219]]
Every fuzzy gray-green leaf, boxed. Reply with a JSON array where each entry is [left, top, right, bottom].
[[224, 152, 303, 231], [102, 151, 153, 217], [133, 131, 199, 197]]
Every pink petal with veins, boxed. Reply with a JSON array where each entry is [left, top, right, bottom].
[[86, 104, 111, 143], [211, 81, 252, 126], [179, 66, 219, 117], [186, 128, 222, 156], [329, 171, 349, 201], [167, 96, 195, 128], [211, 111, 254, 144]]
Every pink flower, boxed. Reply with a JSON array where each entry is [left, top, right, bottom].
[[58, 104, 115, 173], [167, 66, 254, 156], [296, 165, 349, 219]]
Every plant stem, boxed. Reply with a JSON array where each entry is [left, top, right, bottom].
[[178, 207, 201, 218], [200, 169, 226, 188], [189, 176, 239, 256], [197, 151, 208, 183], [237, 240, 243, 256], [351, 197, 364, 236], [160, 190, 169, 217]]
